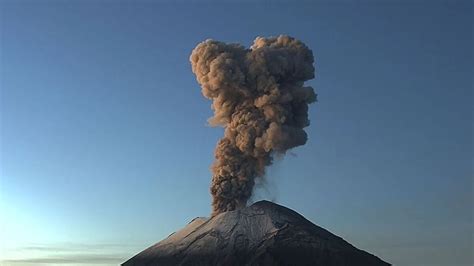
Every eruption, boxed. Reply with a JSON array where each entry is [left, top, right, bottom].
[[190, 35, 316, 215]]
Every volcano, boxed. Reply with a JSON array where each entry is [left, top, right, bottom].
[[122, 201, 390, 266]]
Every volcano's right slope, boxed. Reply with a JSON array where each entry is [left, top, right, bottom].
[[123, 200, 390, 266]]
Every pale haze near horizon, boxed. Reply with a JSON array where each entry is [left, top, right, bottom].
[[0, 1, 472, 266]]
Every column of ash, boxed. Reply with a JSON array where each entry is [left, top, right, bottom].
[[190, 35, 316, 215]]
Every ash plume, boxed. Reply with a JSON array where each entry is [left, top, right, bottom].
[[190, 35, 316, 215]]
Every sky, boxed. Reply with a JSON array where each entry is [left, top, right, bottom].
[[0, 1, 472, 265]]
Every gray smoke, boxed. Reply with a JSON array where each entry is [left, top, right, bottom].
[[190, 35, 316, 215]]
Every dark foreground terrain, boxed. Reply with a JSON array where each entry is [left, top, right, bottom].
[[123, 201, 390, 266]]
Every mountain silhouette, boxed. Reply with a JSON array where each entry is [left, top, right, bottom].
[[123, 200, 390, 266]]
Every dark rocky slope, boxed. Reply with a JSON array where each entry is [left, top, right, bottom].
[[123, 201, 390, 266]]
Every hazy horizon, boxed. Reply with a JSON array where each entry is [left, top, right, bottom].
[[1, 1, 472, 266]]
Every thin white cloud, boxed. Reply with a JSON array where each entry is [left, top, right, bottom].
[[2, 254, 125, 264], [1, 242, 142, 266]]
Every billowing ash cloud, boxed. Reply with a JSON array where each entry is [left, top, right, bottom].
[[190, 35, 316, 215]]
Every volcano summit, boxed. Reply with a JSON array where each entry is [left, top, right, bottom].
[[123, 201, 389, 266]]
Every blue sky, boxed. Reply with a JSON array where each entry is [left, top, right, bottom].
[[0, 1, 472, 265]]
